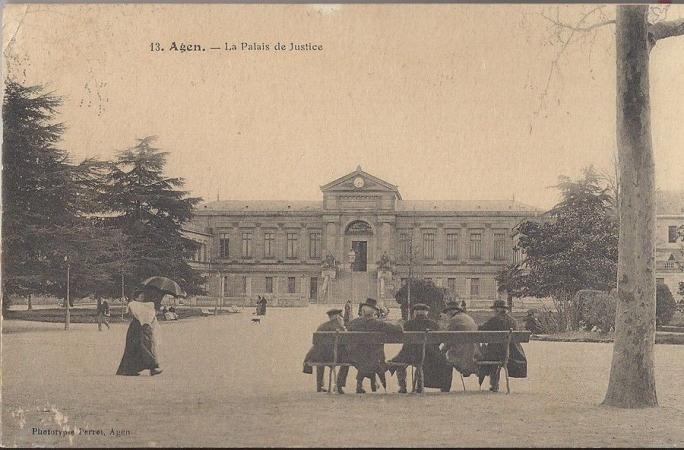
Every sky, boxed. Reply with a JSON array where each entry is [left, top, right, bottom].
[[3, 4, 683, 210]]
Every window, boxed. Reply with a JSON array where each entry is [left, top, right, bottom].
[[287, 233, 298, 258], [222, 276, 229, 296], [264, 232, 275, 258], [665, 261, 675, 270], [200, 243, 207, 262], [265, 276, 273, 294], [470, 232, 482, 259], [513, 246, 523, 264], [309, 232, 321, 258], [240, 276, 247, 294], [447, 233, 458, 259], [669, 226, 679, 243], [287, 276, 296, 293], [470, 278, 480, 297], [241, 232, 253, 258], [447, 278, 456, 293], [400, 233, 410, 257], [219, 233, 230, 258], [423, 232, 435, 259], [494, 233, 506, 260]]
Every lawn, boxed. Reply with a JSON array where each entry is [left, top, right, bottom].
[[2, 305, 684, 447]]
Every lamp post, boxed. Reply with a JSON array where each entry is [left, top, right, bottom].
[[64, 255, 71, 330], [348, 249, 356, 305]]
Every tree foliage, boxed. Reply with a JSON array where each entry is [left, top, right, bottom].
[[2, 81, 114, 306], [656, 282, 676, 326], [2, 81, 206, 307], [497, 167, 618, 305], [99, 136, 205, 296]]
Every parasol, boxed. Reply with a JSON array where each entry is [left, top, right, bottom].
[[142, 276, 187, 298]]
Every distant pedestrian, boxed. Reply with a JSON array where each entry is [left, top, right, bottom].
[[256, 296, 268, 316], [343, 300, 352, 326], [96, 299, 111, 331]]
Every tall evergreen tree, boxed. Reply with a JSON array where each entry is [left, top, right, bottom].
[[2, 81, 120, 309], [101, 136, 204, 295]]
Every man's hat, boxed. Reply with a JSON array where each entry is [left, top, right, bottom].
[[360, 297, 380, 311], [442, 301, 464, 314], [490, 299, 509, 310], [413, 303, 430, 312], [326, 308, 343, 317]]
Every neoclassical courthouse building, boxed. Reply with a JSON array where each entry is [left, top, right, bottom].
[[184, 167, 541, 307], [184, 167, 684, 308]]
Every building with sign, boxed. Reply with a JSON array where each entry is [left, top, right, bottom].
[[185, 166, 542, 308]]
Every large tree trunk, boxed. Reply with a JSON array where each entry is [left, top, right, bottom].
[[602, 5, 658, 408]]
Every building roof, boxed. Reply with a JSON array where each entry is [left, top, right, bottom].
[[397, 199, 541, 213], [657, 190, 684, 216], [199, 200, 323, 212]]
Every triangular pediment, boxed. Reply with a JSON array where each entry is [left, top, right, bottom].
[[320, 166, 402, 199]]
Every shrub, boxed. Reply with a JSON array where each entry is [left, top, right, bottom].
[[395, 279, 446, 321], [578, 289, 616, 333], [656, 283, 677, 326]]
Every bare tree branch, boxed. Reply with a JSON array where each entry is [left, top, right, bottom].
[[649, 18, 684, 42], [540, 13, 615, 32]]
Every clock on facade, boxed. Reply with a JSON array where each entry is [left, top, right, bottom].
[[353, 177, 365, 188]]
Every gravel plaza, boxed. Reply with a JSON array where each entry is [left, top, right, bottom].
[[3, 305, 684, 447]]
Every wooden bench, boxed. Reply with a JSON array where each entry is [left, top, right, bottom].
[[310, 330, 531, 394]]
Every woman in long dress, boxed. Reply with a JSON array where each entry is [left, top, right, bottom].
[[116, 286, 164, 376]]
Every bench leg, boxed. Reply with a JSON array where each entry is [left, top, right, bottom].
[[328, 366, 333, 394], [504, 366, 510, 394]]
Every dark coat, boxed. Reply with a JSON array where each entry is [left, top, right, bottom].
[[389, 317, 453, 390], [303, 319, 346, 373], [443, 312, 481, 377], [477, 313, 527, 379], [116, 319, 160, 375], [345, 316, 402, 375]]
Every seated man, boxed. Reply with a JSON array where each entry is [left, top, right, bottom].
[[389, 303, 452, 393], [442, 301, 481, 378], [478, 299, 528, 392], [303, 308, 347, 392], [336, 298, 402, 394]]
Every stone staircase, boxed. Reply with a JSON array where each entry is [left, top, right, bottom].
[[319, 271, 378, 304]]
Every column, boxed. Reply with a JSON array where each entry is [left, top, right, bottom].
[[484, 223, 493, 262], [324, 222, 337, 258], [436, 223, 445, 262], [300, 224, 308, 262]]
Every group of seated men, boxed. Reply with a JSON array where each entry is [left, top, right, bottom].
[[303, 297, 527, 394]]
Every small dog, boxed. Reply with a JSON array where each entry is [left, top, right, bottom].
[[251, 318, 261, 324]]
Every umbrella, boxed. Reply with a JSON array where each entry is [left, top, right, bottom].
[[142, 276, 187, 298]]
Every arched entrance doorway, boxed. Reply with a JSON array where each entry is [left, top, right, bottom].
[[345, 220, 372, 272]]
